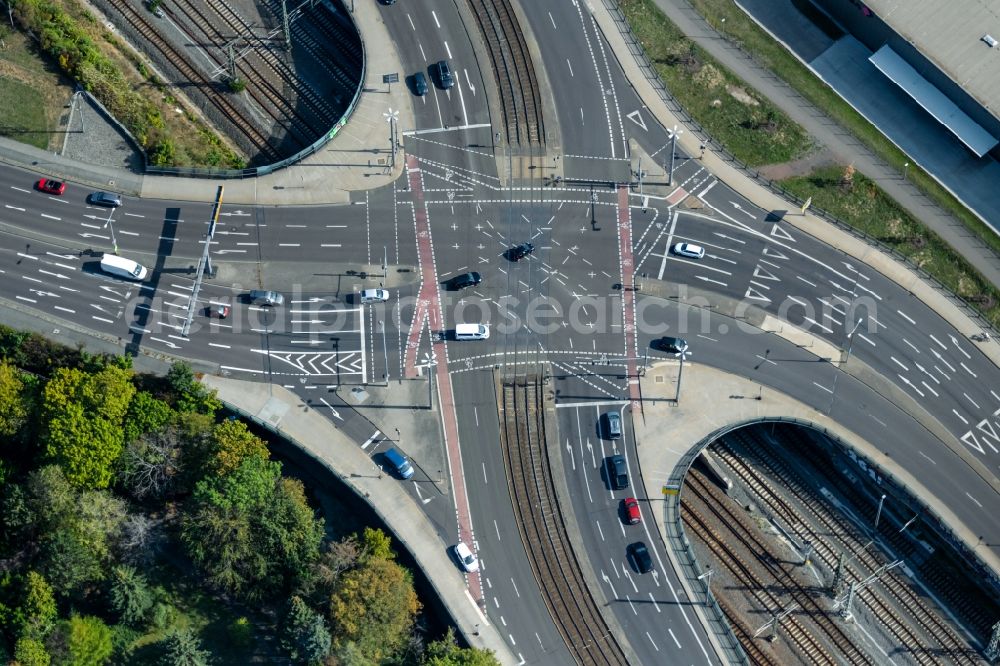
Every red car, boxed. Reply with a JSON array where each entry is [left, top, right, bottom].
[[206, 304, 230, 319], [37, 178, 66, 195], [623, 497, 641, 525]]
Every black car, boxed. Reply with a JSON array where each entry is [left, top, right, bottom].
[[413, 71, 428, 96], [653, 336, 688, 355], [435, 60, 454, 89], [508, 242, 534, 261], [607, 455, 628, 490], [448, 272, 482, 290], [628, 542, 653, 574]]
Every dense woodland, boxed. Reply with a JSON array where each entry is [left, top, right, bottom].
[[0, 326, 497, 665]]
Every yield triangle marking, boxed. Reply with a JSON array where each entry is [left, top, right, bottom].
[[752, 265, 780, 281], [976, 418, 1000, 452], [762, 246, 789, 260], [770, 224, 795, 242], [626, 110, 647, 131], [745, 286, 771, 303], [960, 430, 985, 454]]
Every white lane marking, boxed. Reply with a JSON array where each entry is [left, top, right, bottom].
[[896, 309, 915, 325], [668, 628, 682, 649], [966, 493, 983, 508], [813, 382, 833, 394], [964, 392, 981, 409], [407, 13, 415, 30], [418, 42, 427, 62], [15, 295, 37, 303], [902, 338, 920, 353], [857, 333, 876, 346], [953, 410, 968, 424], [595, 520, 605, 542], [510, 578, 520, 598], [431, 10, 440, 28], [549, 11, 556, 28], [796, 275, 817, 287], [566, 59, 574, 77], [648, 592, 661, 612], [482, 462, 488, 485], [920, 381, 939, 397], [890, 356, 908, 371], [928, 334, 948, 350], [455, 75, 470, 127], [40, 213, 61, 221], [444, 41, 452, 59], [647, 632, 660, 651], [207, 342, 230, 349], [960, 362, 977, 378], [494, 519, 501, 542]]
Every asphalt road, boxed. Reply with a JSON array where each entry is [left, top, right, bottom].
[[0, 1, 998, 664]]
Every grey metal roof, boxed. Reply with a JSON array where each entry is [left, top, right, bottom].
[[870, 45, 998, 156], [866, 0, 1000, 119]]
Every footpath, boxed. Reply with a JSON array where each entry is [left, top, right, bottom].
[[200, 376, 517, 665], [629, 361, 1000, 655]]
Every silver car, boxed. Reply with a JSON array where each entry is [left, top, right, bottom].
[[248, 289, 284, 306]]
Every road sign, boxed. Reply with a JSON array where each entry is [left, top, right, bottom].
[[662, 484, 680, 496], [382, 73, 399, 84]]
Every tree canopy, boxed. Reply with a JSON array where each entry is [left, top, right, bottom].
[[41, 366, 135, 489]]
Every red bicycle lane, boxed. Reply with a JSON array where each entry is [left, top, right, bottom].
[[403, 155, 484, 604], [617, 184, 642, 411]]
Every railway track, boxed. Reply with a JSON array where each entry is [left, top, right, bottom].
[[104, 0, 282, 162], [496, 376, 627, 666], [715, 430, 983, 665], [684, 471, 874, 665], [467, 0, 544, 148]]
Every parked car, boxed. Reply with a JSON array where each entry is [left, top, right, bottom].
[[37, 178, 66, 195], [435, 60, 454, 89], [507, 242, 534, 261], [671, 242, 705, 259], [413, 71, 428, 96], [454, 542, 479, 572], [607, 455, 628, 490], [653, 336, 688, 355], [89, 191, 123, 208], [628, 542, 653, 573], [623, 497, 641, 525], [447, 272, 482, 290], [247, 289, 284, 306]]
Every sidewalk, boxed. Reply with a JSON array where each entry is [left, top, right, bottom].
[[630, 361, 1000, 649], [200, 376, 517, 666], [639, 0, 1000, 288]]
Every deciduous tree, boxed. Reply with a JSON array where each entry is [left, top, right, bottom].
[[41, 366, 135, 489], [0, 360, 29, 438], [15, 571, 57, 641], [122, 391, 173, 445], [329, 557, 420, 661], [49, 614, 113, 666], [13, 636, 50, 666], [208, 419, 268, 476], [423, 629, 500, 666]]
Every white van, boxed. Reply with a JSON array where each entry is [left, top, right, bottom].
[[455, 323, 490, 340], [100, 253, 147, 281]]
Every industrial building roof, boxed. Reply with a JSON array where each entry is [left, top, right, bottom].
[[865, 0, 1000, 121]]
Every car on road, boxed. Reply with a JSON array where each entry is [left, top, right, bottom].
[[247, 289, 284, 306], [454, 542, 479, 572], [623, 497, 641, 525], [89, 191, 122, 208], [359, 288, 389, 304], [447, 272, 481, 290], [412, 71, 428, 96], [206, 304, 230, 319], [653, 336, 688, 355], [603, 411, 622, 440], [507, 242, 534, 261], [628, 542, 653, 573], [672, 242, 705, 259], [37, 178, 66, 195], [606, 455, 628, 490], [434, 60, 454, 89], [383, 447, 414, 480]]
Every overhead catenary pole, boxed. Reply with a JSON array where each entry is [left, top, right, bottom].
[[181, 186, 224, 337]]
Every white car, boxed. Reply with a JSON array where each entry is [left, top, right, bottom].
[[359, 288, 389, 304], [454, 542, 479, 572], [672, 242, 706, 259]]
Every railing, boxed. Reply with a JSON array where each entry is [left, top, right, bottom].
[[145, 2, 367, 179], [601, 0, 998, 335]]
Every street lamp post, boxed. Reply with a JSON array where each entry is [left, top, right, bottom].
[[102, 209, 119, 255], [827, 318, 863, 414], [873, 493, 887, 534], [697, 567, 713, 606], [667, 125, 683, 186]]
